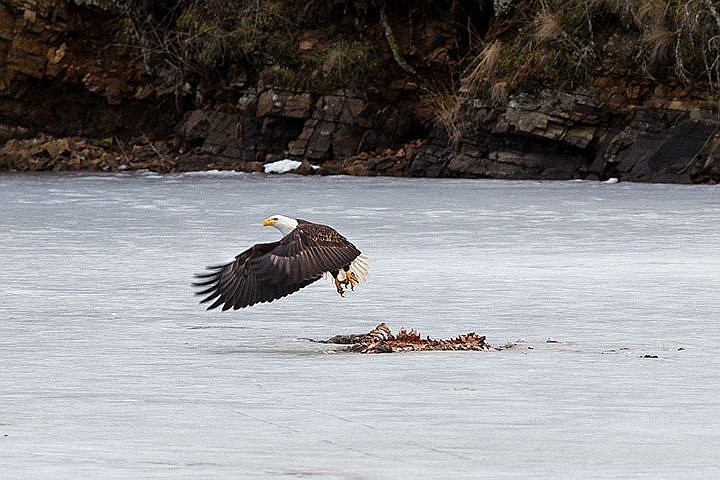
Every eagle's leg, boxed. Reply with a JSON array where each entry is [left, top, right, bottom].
[[334, 277, 345, 296]]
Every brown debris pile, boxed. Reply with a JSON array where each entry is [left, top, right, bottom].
[[324, 322, 494, 353]]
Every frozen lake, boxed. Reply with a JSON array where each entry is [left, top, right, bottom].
[[1, 172, 719, 478]]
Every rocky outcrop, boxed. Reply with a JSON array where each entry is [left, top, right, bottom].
[[174, 88, 420, 173], [1, 1, 719, 183], [170, 87, 719, 183], [597, 109, 718, 183], [287, 93, 366, 161], [0, 1, 178, 142], [0, 134, 174, 171], [408, 92, 720, 183]]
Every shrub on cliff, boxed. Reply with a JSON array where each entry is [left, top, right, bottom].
[[116, 0, 386, 96]]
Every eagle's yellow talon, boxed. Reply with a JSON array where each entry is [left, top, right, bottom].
[[334, 278, 345, 296], [344, 271, 359, 290]]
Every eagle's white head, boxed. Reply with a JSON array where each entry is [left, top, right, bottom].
[[262, 214, 298, 236]]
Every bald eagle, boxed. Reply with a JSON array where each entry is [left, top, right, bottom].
[[194, 215, 368, 310]]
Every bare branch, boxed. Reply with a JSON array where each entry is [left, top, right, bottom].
[[379, 6, 417, 75]]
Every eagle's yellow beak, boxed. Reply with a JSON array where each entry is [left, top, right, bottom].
[[262, 218, 275, 227]]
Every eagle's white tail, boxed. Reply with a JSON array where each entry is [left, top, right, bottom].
[[323, 253, 369, 284]]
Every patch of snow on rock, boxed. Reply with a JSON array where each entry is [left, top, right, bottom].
[[264, 159, 302, 174]]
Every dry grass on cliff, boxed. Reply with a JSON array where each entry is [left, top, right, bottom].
[[492, 0, 720, 92], [420, 76, 463, 146], [627, 0, 720, 85], [462, 40, 503, 97], [420, 40, 508, 146]]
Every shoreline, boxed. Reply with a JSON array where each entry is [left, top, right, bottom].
[[2, 133, 717, 185]]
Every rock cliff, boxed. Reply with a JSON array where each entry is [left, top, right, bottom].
[[1, 0, 719, 183]]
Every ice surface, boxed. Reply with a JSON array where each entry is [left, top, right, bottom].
[[180, 169, 246, 177], [1, 172, 719, 478]]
